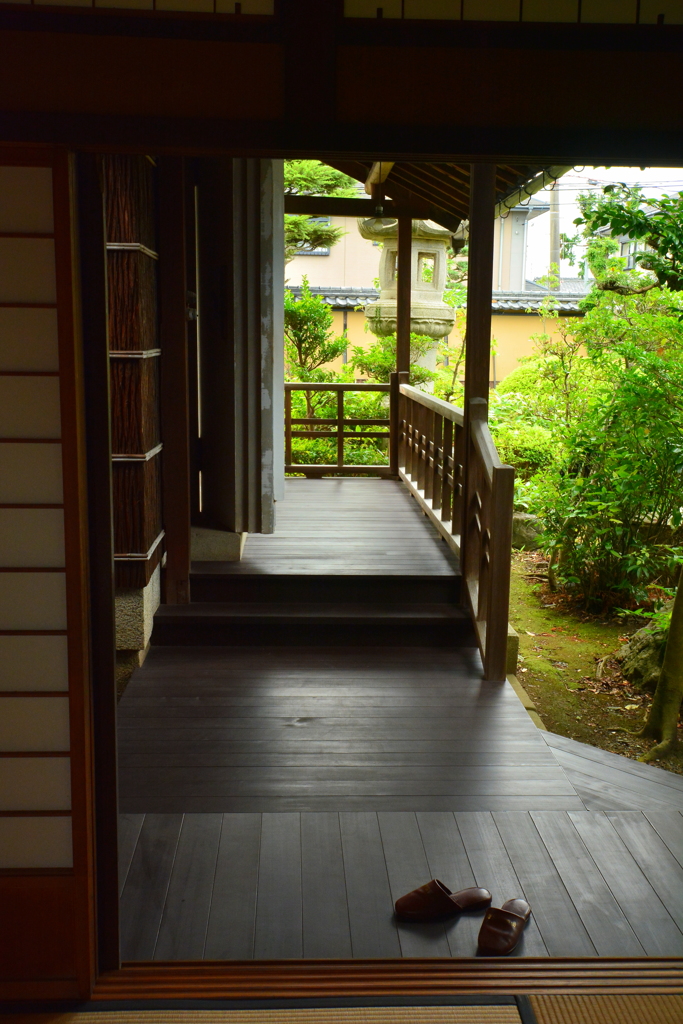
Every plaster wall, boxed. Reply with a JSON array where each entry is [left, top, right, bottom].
[[286, 216, 381, 289]]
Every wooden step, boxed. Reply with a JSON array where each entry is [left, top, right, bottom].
[[152, 602, 476, 647], [189, 572, 461, 606]]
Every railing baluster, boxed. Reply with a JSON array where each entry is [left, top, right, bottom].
[[337, 389, 344, 469], [442, 417, 453, 526], [285, 387, 292, 467], [432, 412, 443, 512]]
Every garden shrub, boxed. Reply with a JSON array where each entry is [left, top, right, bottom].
[[536, 348, 683, 608]]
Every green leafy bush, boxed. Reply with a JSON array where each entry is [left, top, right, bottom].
[[490, 421, 558, 478], [536, 348, 683, 608]]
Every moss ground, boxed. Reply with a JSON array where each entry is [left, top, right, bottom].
[[509, 551, 683, 775]]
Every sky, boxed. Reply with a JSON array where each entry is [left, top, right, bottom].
[[524, 166, 683, 285]]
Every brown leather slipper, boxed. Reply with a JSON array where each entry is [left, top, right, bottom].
[[477, 898, 531, 955], [395, 879, 492, 921]]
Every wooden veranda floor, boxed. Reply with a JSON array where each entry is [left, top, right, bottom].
[[117, 478, 683, 961]]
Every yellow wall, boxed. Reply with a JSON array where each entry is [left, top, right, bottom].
[[318, 308, 573, 384]]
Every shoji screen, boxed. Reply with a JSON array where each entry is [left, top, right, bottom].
[[0, 150, 94, 999]]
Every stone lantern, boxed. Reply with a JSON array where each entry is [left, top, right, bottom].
[[358, 218, 456, 342]]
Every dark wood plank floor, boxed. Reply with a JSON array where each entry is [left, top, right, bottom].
[[192, 478, 460, 576], [118, 647, 582, 813], [118, 809, 683, 961], [543, 732, 683, 812]]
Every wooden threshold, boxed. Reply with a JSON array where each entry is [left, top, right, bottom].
[[92, 959, 683, 999]]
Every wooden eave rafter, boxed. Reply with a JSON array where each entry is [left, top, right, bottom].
[[324, 160, 572, 236]]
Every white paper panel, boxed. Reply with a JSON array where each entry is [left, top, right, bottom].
[[523, 0, 578, 19], [0, 635, 68, 691], [94, 0, 153, 7], [0, 572, 67, 631], [0, 443, 63, 503], [0, 509, 65, 568], [463, 0, 520, 18], [0, 816, 72, 868], [640, 0, 683, 20], [0, 167, 53, 234], [0, 308, 59, 372], [0, 378, 61, 438], [0, 239, 56, 304], [344, 0, 403, 16], [0, 757, 71, 810], [0, 697, 70, 751], [216, 0, 274, 9], [155, 0, 213, 8], [581, 0, 637, 20], [405, 0, 460, 17], [34, 0, 93, 5]]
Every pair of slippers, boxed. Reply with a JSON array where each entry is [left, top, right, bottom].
[[395, 878, 531, 956]]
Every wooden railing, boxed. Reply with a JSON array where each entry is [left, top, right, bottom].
[[285, 381, 393, 477], [398, 385, 514, 681]]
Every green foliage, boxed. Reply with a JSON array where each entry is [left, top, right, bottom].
[[284, 277, 347, 380], [283, 160, 356, 264], [349, 332, 437, 389], [535, 348, 683, 608], [576, 183, 683, 292], [490, 421, 558, 479], [284, 160, 357, 198]]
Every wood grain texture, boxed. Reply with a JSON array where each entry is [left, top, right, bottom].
[[118, 646, 577, 813], [118, 810, 683, 962]]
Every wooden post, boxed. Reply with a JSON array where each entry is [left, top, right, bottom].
[[336, 389, 345, 469], [158, 157, 191, 605], [284, 387, 292, 467], [396, 214, 412, 376], [75, 152, 119, 973], [389, 370, 399, 476], [462, 165, 496, 581], [464, 164, 497, 407]]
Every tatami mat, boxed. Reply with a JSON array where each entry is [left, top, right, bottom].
[[530, 994, 683, 1024], [1, 1009, 522, 1024]]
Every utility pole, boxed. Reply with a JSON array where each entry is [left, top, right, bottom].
[[549, 181, 561, 290]]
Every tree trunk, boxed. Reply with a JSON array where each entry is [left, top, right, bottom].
[[636, 573, 683, 761]]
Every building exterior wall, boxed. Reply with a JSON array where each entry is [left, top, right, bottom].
[[286, 216, 381, 289]]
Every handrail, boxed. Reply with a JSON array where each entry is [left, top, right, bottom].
[[463, 398, 515, 681], [399, 383, 464, 426], [285, 382, 390, 393], [397, 376, 465, 559], [285, 381, 393, 477], [397, 384, 515, 682]]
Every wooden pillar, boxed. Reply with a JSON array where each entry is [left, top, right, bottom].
[[464, 164, 497, 406], [75, 153, 119, 973], [462, 164, 496, 587], [396, 214, 412, 375], [158, 157, 191, 604], [196, 158, 283, 536]]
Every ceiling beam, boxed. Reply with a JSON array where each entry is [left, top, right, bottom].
[[365, 160, 395, 194], [325, 159, 462, 234], [284, 194, 428, 218]]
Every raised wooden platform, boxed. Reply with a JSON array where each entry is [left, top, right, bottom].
[[118, 647, 580, 813], [118, 807, 683, 962], [191, 479, 460, 577]]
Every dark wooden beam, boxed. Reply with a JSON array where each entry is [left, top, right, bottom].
[[464, 164, 497, 405], [325, 159, 462, 234], [158, 157, 191, 604], [75, 151, 119, 974], [284, 195, 425, 218], [396, 214, 412, 376]]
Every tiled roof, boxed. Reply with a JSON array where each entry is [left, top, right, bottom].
[[286, 285, 379, 309], [288, 283, 590, 314]]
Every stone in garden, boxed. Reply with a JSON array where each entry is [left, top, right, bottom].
[[616, 625, 668, 693], [512, 512, 543, 551]]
